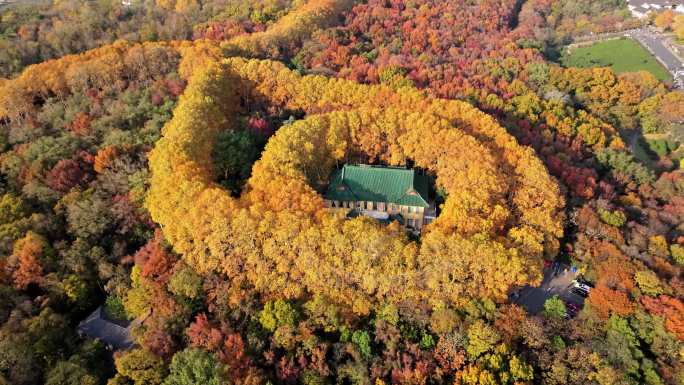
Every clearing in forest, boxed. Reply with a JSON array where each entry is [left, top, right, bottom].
[[560, 38, 671, 81]]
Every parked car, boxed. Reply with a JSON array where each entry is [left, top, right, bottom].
[[573, 281, 592, 292], [565, 302, 581, 313], [574, 276, 594, 287], [571, 287, 589, 297]]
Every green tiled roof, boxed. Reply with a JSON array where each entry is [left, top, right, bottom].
[[324, 164, 430, 208]]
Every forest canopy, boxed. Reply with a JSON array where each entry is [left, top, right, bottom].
[[0, 0, 682, 384], [146, 58, 564, 314]]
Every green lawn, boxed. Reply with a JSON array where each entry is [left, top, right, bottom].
[[560, 38, 671, 82]]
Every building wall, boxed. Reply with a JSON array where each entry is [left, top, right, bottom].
[[325, 199, 427, 230]]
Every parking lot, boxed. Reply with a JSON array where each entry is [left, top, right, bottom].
[[511, 262, 587, 316]]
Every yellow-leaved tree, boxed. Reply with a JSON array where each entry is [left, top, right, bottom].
[[146, 58, 565, 315]]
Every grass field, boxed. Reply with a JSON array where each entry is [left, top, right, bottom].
[[560, 38, 671, 81]]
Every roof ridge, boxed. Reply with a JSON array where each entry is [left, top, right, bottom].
[[396, 185, 429, 207], [341, 180, 359, 201], [346, 164, 413, 171]]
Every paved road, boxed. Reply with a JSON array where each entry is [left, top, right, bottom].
[[628, 29, 684, 73], [626, 28, 684, 89], [511, 263, 586, 315]]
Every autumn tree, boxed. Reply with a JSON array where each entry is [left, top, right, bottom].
[[466, 320, 500, 360], [146, 59, 564, 316], [543, 296, 566, 319], [186, 313, 251, 376], [655, 10, 675, 30], [641, 296, 684, 340], [674, 15, 684, 39], [7, 232, 48, 290], [163, 348, 224, 385], [168, 265, 203, 300], [45, 158, 92, 192], [0, 193, 32, 255], [587, 284, 634, 319], [114, 348, 167, 385]]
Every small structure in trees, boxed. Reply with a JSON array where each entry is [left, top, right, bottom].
[[77, 306, 136, 351], [324, 164, 435, 231]]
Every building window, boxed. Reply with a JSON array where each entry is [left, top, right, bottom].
[[378, 202, 385, 211]]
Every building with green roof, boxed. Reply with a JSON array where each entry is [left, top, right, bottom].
[[324, 164, 434, 230]]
